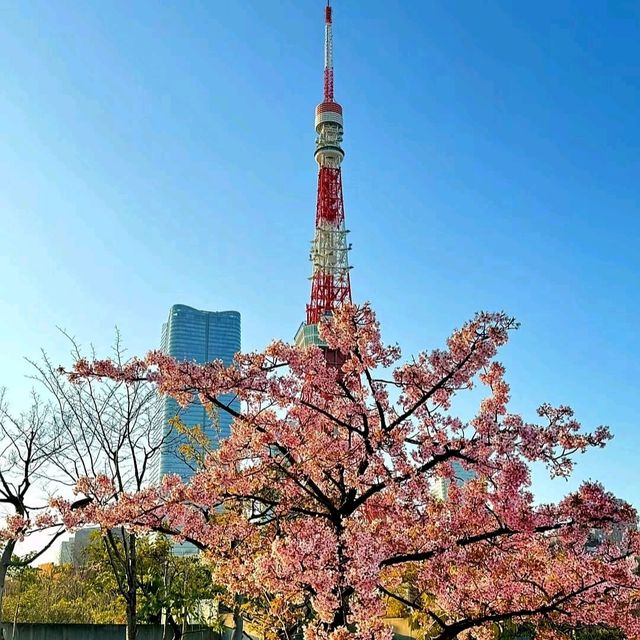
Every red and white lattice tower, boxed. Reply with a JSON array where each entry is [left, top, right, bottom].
[[295, 1, 352, 365]]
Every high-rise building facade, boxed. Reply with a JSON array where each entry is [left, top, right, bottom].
[[56, 526, 101, 566], [151, 304, 241, 484], [57, 539, 74, 565], [432, 461, 476, 501]]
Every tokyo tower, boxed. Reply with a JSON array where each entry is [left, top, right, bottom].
[[295, 1, 352, 366]]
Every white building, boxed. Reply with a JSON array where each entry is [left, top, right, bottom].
[[432, 461, 476, 501]]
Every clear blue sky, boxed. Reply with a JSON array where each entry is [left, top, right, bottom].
[[0, 0, 638, 509]]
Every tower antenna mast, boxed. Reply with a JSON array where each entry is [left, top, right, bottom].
[[324, 0, 334, 102], [295, 1, 352, 367]]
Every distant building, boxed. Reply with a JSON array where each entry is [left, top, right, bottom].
[[57, 539, 74, 565], [72, 527, 101, 565], [585, 499, 635, 553], [56, 526, 100, 566], [432, 461, 476, 501], [150, 304, 241, 484]]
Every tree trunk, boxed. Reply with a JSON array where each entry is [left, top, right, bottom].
[[328, 526, 351, 634], [0, 540, 17, 640], [232, 595, 244, 640], [125, 532, 137, 640], [167, 612, 182, 640]]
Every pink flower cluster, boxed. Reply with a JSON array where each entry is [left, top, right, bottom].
[[54, 304, 640, 640]]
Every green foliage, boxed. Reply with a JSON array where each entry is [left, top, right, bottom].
[[494, 621, 535, 640], [573, 627, 624, 640], [1, 534, 219, 627], [1, 563, 124, 624], [494, 622, 623, 640], [85, 532, 220, 627]]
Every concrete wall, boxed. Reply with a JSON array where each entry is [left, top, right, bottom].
[[2, 619, 413, 640], [0, 623, 218, 640]]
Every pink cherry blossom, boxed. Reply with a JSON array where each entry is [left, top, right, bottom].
[[55, 304, 639, 640]]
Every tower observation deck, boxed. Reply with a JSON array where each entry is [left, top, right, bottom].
[[295, 2, 352, 365]]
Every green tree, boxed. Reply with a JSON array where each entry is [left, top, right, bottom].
[[2, 536, 219, 640], [1, 561, 124, 624], [85, 532, 220, 640]]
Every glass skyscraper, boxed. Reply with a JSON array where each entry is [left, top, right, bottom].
[[151, 304, 241, 484], [432, 461, 476, 501]]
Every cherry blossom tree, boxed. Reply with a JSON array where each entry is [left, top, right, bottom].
[[53, 305, 640, 640]]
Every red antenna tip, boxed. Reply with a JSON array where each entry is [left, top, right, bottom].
[[325, 4, 332, 24]]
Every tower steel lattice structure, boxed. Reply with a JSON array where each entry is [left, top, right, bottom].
[[295, 1, 352, 364]]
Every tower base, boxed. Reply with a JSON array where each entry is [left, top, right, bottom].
[[294, 322, 345, 368], [295, 322, 325, 348]]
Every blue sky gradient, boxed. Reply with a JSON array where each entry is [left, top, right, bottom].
[[1, 0, 639, 509]]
